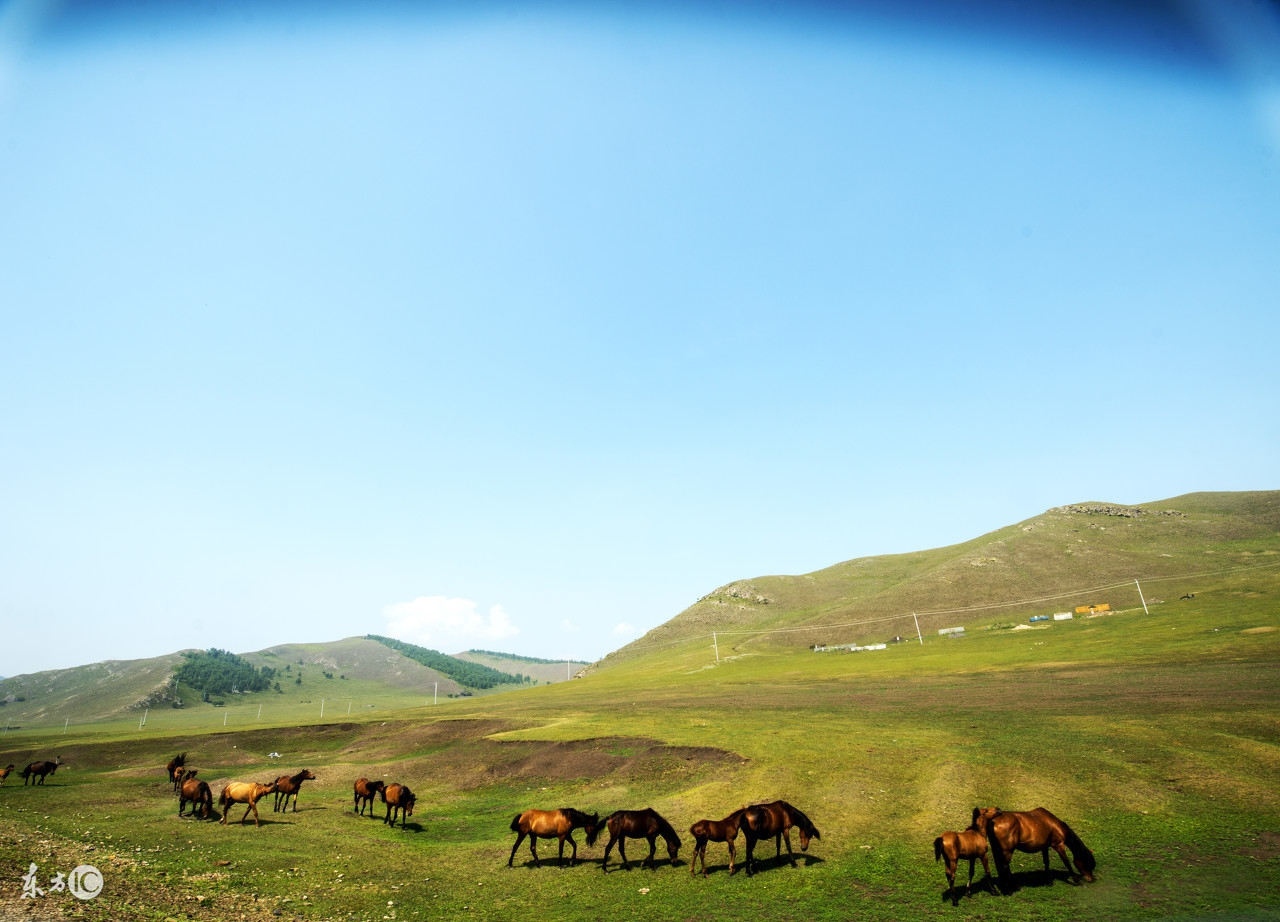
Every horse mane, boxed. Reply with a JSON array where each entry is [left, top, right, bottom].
[[649, 809, 681, 846], [561, 807, 592, 825], [783, 801, 820, 839]]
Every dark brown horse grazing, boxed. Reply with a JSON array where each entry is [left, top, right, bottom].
[[601, 809, 681, 872], [219, 780, 278, 827], [0, 765, 14, 787], [353, 778, 386, 816], [934, 808, 994, 905], [978, 806, 1096, 890], [21, 757, 62, 786], [741, 800, 820, 876], [383, 783, 416, 829], [272, 769, 317, 812], [178, 771, 217, 820], [166, 753, 187, 791], [690, 809, 746, 877], [507, 808, 601, 868]]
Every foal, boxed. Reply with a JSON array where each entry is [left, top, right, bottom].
[[690, 809, 746, 877], [934, 808, 993, 905]]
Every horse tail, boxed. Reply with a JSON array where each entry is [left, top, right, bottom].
[[1060, 819, 1096, 877], [934, 836, 944, 862], [218, 786, 229, 808], [510, 813, 524, 832], [20, 765, 31, 780]]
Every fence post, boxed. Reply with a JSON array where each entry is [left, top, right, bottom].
[[1135, 579, 1150, 616], [913, 613, 924, 646], [713, 632, 719, 663]]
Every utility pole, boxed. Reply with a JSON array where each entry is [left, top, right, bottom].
[[434, 682, 438, 705], [223, 711, 228, 727], [713, 632, 719, 663], [320, 698, 325, 719], [257, 704, 262, 721], [1135, 579, 1149, 616], [913, 613, 924, 646], [64, 718, 68, 735]]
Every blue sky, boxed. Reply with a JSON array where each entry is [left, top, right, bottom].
[[2, 0, 1278, 677]]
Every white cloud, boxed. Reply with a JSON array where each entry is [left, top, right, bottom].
[[382, 596, 519, 651], [561, 619, 580, 633], [613, 622, 636, 637]]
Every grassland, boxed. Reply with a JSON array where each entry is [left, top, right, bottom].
[[3, 569, 1278, 920], [2, 493, 1277, 920]]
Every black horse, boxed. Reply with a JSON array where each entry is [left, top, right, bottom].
[[601, 808, 681, 872], [741, 800, 820, 875]]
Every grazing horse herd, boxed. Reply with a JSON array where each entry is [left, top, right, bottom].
[[8, 748, 1097, 905]]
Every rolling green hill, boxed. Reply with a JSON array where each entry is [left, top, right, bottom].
[[452, 649, 591, 684], [601, 490, 1280, 669]]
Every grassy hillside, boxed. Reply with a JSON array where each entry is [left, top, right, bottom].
[[452, 650, 591, 684], [602, 491, 1280, 668]]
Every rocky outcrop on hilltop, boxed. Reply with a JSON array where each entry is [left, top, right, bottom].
[[1054, 504, 1186, 518]]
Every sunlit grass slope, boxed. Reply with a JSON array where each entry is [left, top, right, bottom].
[[602, 491, 1280, 666]]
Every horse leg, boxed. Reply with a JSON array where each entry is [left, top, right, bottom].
[[728, 838, 737, 875], [618, 837, 630, 871], [252, 801, 262, 828], [783, 828, 796, 867], [744, 834, 756, 877], [566, 832, 578, 867], [645, 835, 658, 870], [691, 840, 702, 877], [530, 834, 540, 868], [966, 856, 975, 896], [558, 834, 566, 867], [775, 832, 782, 859], [1051, 842, 1075, 879], [945, 857, 958, 906], [508, 831, 527, 867], [602, 833, 616, 872], [980, 854, 993, 890]]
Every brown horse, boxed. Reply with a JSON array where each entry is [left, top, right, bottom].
[[353, 777, 386, 816], [218, 780, 278, 827], [934, 808, 994, 905], [741, 800, 820, 876], [272, 769, 316, 813], [178, 771, 217, 821], [601, 809, 681, 872], [978, 806, 1096, 890], [0, 765, 14, 786], [166, 753, 187, 791], [383, 783, 416, 829], [508, 808, 601, 868], [21, 757, 62, 786], [690, 809, 746, 877]]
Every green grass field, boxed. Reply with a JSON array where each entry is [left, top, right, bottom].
[[3, 561, 1278, 921]]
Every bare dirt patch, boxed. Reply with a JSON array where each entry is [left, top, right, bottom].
[[1238, 831, 1280, 859], [1241, 626, 1277, 634]]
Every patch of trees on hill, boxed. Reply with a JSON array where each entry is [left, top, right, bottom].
[[366, 635, 521, 689], [174, 648, 277, 695], [465, 649, 589, 665]]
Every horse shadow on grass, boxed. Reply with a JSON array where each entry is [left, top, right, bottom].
[[745, 853, 825, 875], [991, 867, 1082, 896]]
